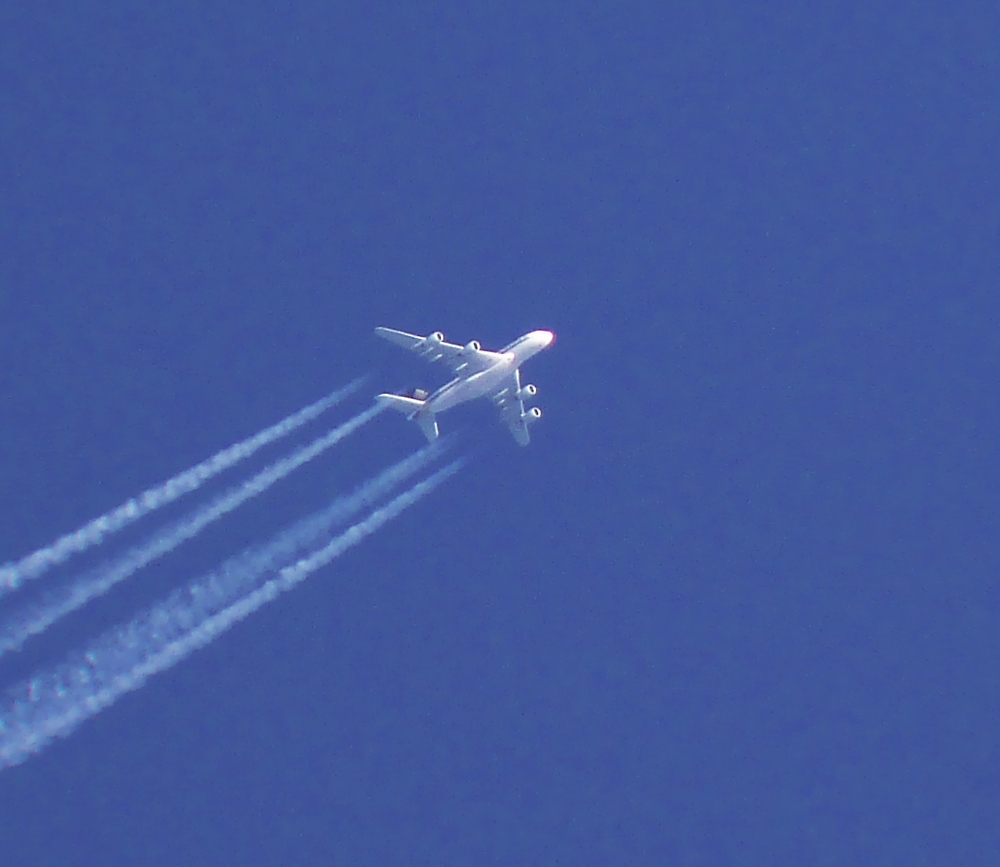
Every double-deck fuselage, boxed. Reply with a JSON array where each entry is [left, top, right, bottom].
[[375, 327, 556, 445], [424, 330, 555, 413]]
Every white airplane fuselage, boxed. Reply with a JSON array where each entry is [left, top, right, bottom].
[[375, 326, 555, 444], [425, 330, 554, 414]]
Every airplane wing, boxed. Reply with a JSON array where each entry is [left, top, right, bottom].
[[491, 369, 541, 447], [375, 327, 503, 377]]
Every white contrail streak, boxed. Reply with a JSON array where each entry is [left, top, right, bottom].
[[0, 403, 388, 658], [0, 378, 365, 598], [0, 458, 464, 769]]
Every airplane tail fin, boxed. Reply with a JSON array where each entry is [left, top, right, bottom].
[[376, 393, 440, 443]]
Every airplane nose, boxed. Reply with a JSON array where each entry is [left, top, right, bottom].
[[540, 330, 556, 347]]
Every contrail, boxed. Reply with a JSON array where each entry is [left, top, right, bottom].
[[0, 458, 464, 769], [0, 378, 365, 598], [0, 402, 387, 658]]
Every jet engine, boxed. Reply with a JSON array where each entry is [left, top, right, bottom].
[[426, 331, 445, 344], [521, 406, 542, 424], [463, 340, 482, 353], [516, 383, 538, 402]]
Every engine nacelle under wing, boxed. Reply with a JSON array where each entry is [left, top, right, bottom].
[[516, 383, 538, 402], [521, 406, 542, 425], [416, 331, 446, 360]]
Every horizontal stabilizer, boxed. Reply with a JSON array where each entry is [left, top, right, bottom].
[[376, 393, 424, 414], [377, 393, 439, 443]]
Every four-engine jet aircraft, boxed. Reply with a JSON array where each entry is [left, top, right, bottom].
[[375, 327, 556, 445]]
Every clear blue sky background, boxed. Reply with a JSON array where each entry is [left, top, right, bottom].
[[1, 2, 998, 864]]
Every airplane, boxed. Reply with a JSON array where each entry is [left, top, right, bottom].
[[374, 327, 556, 445]]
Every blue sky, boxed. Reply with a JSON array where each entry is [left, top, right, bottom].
[[1, 2, 999, 864]]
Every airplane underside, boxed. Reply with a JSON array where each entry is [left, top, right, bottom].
[[374, 326, 554, 446]]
